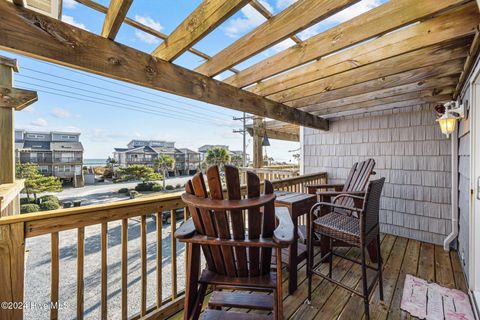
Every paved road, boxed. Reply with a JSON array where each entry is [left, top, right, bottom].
[[52, 176, 192, 206], [24, 217, 188, 320]]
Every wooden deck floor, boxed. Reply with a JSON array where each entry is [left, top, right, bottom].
[[169, 235, 468, 319]]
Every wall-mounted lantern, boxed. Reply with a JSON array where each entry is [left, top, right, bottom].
[[436, 101, 464, 138]]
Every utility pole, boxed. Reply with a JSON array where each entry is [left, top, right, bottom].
[[233, 113, 255, 167]]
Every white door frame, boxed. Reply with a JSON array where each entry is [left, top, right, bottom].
[[469, 62, 480, 311]]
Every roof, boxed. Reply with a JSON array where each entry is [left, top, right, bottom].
[[50, 141, 84, 151], [178, 148, 199, 154], [19, 141, 50, 151]]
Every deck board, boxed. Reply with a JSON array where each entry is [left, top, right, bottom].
[[168, 235, 469, 319]]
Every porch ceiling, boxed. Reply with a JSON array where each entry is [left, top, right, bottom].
[[0, 0, 478, 135]]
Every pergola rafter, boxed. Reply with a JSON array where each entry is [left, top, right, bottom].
[[100, 0, 133, 40]]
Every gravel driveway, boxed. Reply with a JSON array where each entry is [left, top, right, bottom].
[[24, 217, 187, 320]]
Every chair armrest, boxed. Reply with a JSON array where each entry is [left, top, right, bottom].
[[273, 207, 294, 246], [310, 201, 362, 215], [333, 193, 365, 202], [174, 218, 196, 240], [316, 190, 365, 198]]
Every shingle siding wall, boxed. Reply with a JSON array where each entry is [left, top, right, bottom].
[[304, 104, 451, 245]]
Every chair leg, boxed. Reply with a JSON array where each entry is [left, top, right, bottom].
[[360, 245, 370, 320], [328, 237, 333, 278], [376, 233, 384, 301], [276, 247, 284, 320], [307, 219, 313, 303], [192, 283, 207, 320]]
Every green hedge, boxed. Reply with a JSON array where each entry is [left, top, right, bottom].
[[118, 188, 129, 193], [39, 195, 60, 204], [129, 191, 140, 199], [21, 204, 40, 214], [40, 200, 60, 211], [152, 184, 163, 192], [20, 198, 33, 205], [165, 185, 174, 191]]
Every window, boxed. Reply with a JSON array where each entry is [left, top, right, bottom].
[[27, 134, 44, 139], [39, 166, 49, 173]]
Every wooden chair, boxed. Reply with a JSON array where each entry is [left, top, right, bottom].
[[307, 178, 386, 320], [175, 165, 294, 320], [303, 159, 378, 261]]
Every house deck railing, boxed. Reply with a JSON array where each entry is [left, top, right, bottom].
[[0, 171, 327, 320]]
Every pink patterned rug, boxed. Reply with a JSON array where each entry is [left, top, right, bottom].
[[401, 274, 474, 320]]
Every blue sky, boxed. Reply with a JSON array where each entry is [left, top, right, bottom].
[[3, 0, 383, 160]]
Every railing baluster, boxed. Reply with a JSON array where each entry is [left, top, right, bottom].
[[77, 227, 85, 320], [51, 232, 59, 320], [101, 222, 108, 320], [121, 218, 128, 320], [140, 215, 147, 316], [170, 209, 177, 300], [156, 209, 163, 308]]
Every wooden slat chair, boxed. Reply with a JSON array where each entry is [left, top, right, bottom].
[[175, 165, 294, 320], [303, 159, 378, 261], [307, 178, 386, 320]]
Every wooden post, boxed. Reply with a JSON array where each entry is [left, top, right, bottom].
[[252, 117, 264, 169], [0, 58, 16, 184], [0, 222, 25, 320]]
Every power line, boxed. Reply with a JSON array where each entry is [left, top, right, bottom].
[[16, 83, 235, 128], [16, 75, 233, 125], [16, 80, 235, 127], [27, 61, 237, 117], [18, 69, 233, 121]]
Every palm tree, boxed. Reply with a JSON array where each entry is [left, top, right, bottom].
[[154, 154, 175, 189], [204, 147, 230, 169]]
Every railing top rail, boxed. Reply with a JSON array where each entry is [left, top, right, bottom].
[[0, 171, 326, 232]]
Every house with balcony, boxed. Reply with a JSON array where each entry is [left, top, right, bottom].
[[1, 1, 480, 320], [15, 130, 84, 187]]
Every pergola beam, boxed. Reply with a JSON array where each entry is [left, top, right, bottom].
[[248, 3, 478, 97], [268, 38, 470, 103], [289, 60, 464, 108], [152, 0, 250, 61], [246, 127, 299, 142], [225, 0, 467, 88], [0, 1, 328, 131], [195, 0, 359, 77], [101, 0, 133, 40], [0, 87, 38, 110]]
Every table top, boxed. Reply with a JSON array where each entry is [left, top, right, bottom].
[[274, 191, 316, 205]]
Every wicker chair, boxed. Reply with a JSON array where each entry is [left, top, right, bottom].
[[306, 177, 385, 320]]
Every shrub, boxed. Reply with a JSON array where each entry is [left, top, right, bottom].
[[21, 203, 40, 214], [73, 200, 82, 207], [135, 182, 154, 192], [165, 185, 174, 191], [39, 195, 60, 204], [20, 197, 33, 205], [175, 184, 182, 189], [63, 201, 72, 208], [129, 191, 139, 199], [40, 200, 60, 211], [118, 187, 129, 194], [151, 184, 163, 192]]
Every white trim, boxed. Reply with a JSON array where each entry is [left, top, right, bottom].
[[299, 126, 305, 175]]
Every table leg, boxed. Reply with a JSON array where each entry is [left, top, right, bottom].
[[289, 213, 298, 294]]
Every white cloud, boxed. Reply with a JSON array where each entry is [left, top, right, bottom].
[[50, 107, 71, 119], [224, 4, 267, 38], [62, 15, 88, 31], [30, 118, 48, 127], [134, 15, 163, 44], [63, 0, 77, 9]]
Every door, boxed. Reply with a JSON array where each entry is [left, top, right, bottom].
[[470, 70, 480, 312]]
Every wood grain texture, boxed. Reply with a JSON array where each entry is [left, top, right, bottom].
[[0, 86, 38, 110], [195, 0, 358, 76], [100, 0, 133, 40], [248, 3, 478, 97], [51, 232, 59, 320], [224, 0, 467, 88], [101, 222, 108, 320], [0, 64, 15, 184], [152, 0, 249, 61], [268, 38, 470, 103], [0, 1, 328, 131], [77, 227, 85, 320]]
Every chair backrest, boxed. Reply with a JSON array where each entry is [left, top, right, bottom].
[[183, 165, 276, 278], [337, 158, 376, 209], [361, 177, 385, 236]]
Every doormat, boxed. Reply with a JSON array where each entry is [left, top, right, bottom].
[[401, 274, 474, 320]]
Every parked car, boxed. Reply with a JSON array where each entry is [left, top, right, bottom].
[[150, 208, 185, 224]]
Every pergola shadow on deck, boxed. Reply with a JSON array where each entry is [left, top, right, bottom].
[[168, 234, 467, 320]]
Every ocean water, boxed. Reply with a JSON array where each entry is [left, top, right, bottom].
[[84, 159, 108, 166]]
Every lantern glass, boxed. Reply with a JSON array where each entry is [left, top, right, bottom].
[[262, 133, 270, 146], [437, 114, 457, 136]]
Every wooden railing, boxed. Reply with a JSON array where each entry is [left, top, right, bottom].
[[0, 172, 326, 320], [240, 166, 300, 183]]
